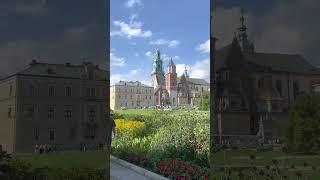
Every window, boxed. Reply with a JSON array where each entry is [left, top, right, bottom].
[[48, 105, 55, 118], [88, 70, 94, 80], [91, 88, 96, 97], [196, 87, 198, 91], [34, 128, 39, 140], [29, 85, 35, 96], [8, 107, 12, 118], [88, 105, 96, 121], [49, 129, 55, 141], [125, 95, 127, 99], [64, 105, 72, 118], [145, 95, 147, 99], [130, 95, 133, 99], [24, 105, 34, 118], [276, 80, 282, 96], [132, 101, 134, 106], [9, 85, 12, 96], [258, 78, 264, 88], [49, 86, 55, 96], [65, 86, 72, 96], [149, 96, 151, 99], [101, 88, 107, 97], [173, 97, 175, 103], [86, 88, 90, 97], [118, 95, 121, 99]]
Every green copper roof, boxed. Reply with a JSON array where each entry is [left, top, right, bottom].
[[12, 62, 108, 80], [168, 58, 174, 65]]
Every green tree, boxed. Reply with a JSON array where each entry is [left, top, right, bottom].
[[286, 93, 320, 152], [199, 91, 210, 111]]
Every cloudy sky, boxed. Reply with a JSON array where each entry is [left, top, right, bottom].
[[214, 0, 320, 66], [110, 0, 210, 85], [0, 0, 106, 77]]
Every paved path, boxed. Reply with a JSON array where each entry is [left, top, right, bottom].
[[110, 161, 151, 180]]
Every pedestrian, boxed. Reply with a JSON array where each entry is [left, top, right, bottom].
[[106, 111, 116, 151], [39, 145, 43, 154], [34, 144, 39, 153]]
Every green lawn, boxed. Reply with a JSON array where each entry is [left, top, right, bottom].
[[13, 150, 108, 170], [210, 149, 320, 167], [115, 108, 157, 116]]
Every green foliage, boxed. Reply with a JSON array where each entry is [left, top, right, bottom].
[[112, 109, 210, 173], [199, 91, 210, 111], [286, 93, 320, 152]]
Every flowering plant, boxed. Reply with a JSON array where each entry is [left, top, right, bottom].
[[154, 159, 209, 180]]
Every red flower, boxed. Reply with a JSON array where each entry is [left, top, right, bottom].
[[204, 173, 209, 180]]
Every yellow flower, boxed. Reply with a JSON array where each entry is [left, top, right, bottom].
[[115, 119, 145, 134]]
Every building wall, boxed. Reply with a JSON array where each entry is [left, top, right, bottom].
[[0, 76, 17, 153], [14, 75, 108, 152], [110, 84, 154, 110]]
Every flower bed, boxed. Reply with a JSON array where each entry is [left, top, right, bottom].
[[112, 110, 210, 179]]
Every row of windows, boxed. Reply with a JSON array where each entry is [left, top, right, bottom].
[[22, 105, 101, 120], [25, 85, 107, 97], [120, 101, 151, 107], [33, 128, 78, 141], [258, 77, 300, 98], [114, 95, 152, 100], [113, 88, 153, 94]]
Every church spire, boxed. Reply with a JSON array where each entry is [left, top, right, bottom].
[[237, 8, 254, 54], [183, 65, 189, 78]]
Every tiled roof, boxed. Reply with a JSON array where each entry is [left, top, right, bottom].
[[114, 81, 152, 88], [177, 77, 209, 85], [215, 45, 320, 74], [4, 61, 108, 80]]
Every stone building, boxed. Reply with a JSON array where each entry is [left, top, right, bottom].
[[0, 60, 108, 153], [151, 50, 210, 107], [110, 81, 154, 110], [212, 11, 320, 145]]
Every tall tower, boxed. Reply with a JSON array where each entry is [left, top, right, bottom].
[[165, 58, 178, 105], [237, 8, 255, 54], [151, 50, 165, 89]]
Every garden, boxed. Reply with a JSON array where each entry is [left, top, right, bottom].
[[111, 109, 210, 179]]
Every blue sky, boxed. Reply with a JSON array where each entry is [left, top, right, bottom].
[[110, 0, 210, 85]]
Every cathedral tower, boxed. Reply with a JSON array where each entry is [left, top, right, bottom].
[[151, 50, 165, 89], [165, 58, 178, 105]]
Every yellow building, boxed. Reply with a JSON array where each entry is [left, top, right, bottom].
[[0, 60, 108, 153], [110, 81, 154, 110]]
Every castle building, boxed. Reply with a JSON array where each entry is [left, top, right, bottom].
[[151, 50, 210, 107], [212, 10, 320, 144], [110, 81, 154, 110], [0, 60, 108, 153]]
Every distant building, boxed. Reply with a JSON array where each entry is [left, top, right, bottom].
[[151, 50, 210, 107], [110, 81, 154, 110], [0, 60, 108, 153]]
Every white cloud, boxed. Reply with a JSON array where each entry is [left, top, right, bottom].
[[145, 51, 153, 57], [111, 69, 151, 86], [175, 59, 210, 81], [149, 39, 180, 48], [176, 64, 187, 76], [196, 39, 210, 53], [111, 20, 152, 39], [110, 52, 126, 67], [126, 0, 143, 8], [189, 58, 210, 80]]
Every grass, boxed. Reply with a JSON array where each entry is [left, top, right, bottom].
[[13, 150, 108, 170], [210, 149, 320, 179], [115, 109, 157, 116], [210, 149, 320, 167]]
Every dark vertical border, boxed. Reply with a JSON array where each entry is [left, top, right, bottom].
[[105, 0, 110, 179]]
